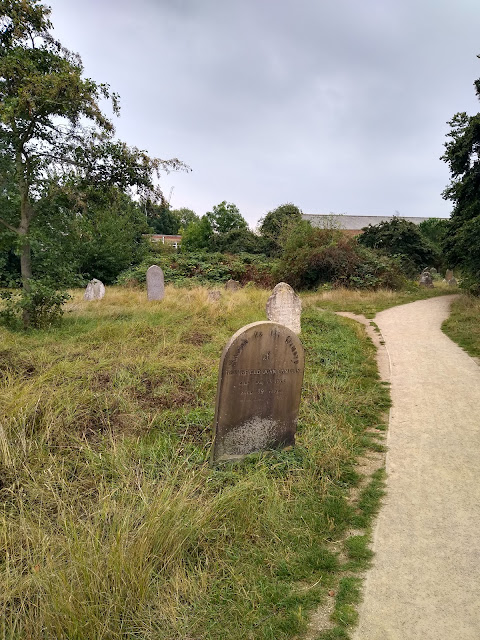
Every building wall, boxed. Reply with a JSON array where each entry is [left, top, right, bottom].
[[302, 214, 434, 235]]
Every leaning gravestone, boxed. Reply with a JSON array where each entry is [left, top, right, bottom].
[[266, 282, 302, 334], [225, 279, 240, 291], [146, 265, 165, 301], [211, 321, 304, 463], [84, 279, 105, 301], [419, 270, 433, 288]]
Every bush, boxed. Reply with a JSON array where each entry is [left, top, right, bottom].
[[275, 221, 404, 290], [116, 251, 277, 288], [358, 217, 440, 276], [0, 281, 71, 330]]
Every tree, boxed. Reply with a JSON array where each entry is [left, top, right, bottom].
[[442, 81, 480, 290], [205, 201, 247, 234], [0, 0, 187, 325], [145, 200, 180, 235], [258, 203, 303, 256], [357, 217, 439, 276], [171, 207, 199, 231], [181, 216, 214, 251]]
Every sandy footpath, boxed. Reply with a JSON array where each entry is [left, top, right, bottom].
[[353, 295, 480, 640]]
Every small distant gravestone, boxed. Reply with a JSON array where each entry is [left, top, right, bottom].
[[211, 321, 305, 463], [419, 270, 433, 288], [266, 282, 302, 334], [84, 279, 105, 301], [225, 279, 240, 291], [445, 269, 453, 281], [448, 277, 458, 287], [430, 267, 437, 276], [207, 289, 221, 302], [146, 265, 164, 301]]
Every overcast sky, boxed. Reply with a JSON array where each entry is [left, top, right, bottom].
[[46, 0, 480, 227]]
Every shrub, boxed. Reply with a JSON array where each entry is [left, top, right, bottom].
[[275, 221, 404, 290], [0, 281, 71, 330]]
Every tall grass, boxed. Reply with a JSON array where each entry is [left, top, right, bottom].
[[0, 286, 389, 639]]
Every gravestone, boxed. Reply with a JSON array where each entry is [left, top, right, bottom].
[[84, 279, 105, 301], [419, 270, 433, 288], [445, 269, 453, 281], [225, 279, 240, 291], [430, 267, 437, 276], [211, 321, 304, 463], [146, 265, 164, 301], [448, 276, 458, 287], [207, 289, 221, 302], [266, 282, 302, 334]]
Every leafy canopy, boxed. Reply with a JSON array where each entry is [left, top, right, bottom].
[[441, 78, 480, 290]]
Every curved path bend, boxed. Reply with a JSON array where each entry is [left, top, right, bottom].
[[354, 295, 480, 640]]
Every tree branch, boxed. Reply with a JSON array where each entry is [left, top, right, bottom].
[[0, 217, 18, 233]]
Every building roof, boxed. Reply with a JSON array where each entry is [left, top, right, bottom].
[[302, 214, 433, 231]]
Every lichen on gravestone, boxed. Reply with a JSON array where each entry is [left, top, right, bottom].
[[211, 321, 304, 464], [266, 282, 302, 334]]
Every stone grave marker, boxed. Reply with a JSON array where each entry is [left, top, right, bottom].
[[225, 279, 240, 291], [430, 267, 437, 276], [211, 321, 304, 463], [84, 279, 105, 301], [207, 289, 221, 302], [419, 270, 433, 288], [266, 282, 302, 334], [146, 265, 164, 301], [448, 276, 458, 287], [445, 269, 453, 281]]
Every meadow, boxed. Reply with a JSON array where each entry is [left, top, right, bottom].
[[0, 282, 470, 639]]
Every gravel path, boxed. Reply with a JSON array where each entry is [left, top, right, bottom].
[[353, 295, 480, 640]]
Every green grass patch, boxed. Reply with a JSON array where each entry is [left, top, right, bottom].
[[442, 294, 480, 358], [0, 285, 390, 639]]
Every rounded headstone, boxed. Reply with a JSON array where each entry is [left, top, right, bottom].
[[266, 282, 302, 334], [207, 289, 221, 302], [225, 279, 240, 291], [146, 265, 165, 301], [84, 279, 105, 301], [211, 321, 305, 463], [448, 277, 458, 287]]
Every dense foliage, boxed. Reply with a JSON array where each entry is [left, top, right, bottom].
[[117, 248, 277, 288], [275, 221, 405, 290], [357, 217, 440, 276], [442, 81, 480, 292], [258, 203, 303, 256]]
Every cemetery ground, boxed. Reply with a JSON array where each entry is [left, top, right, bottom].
[[0, 282, 475, 639]]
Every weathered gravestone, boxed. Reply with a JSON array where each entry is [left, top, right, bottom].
[[448, 276, 458, 287], [225, 279, 240, 291], [430, 267, 437, 276], [84, 279, 105, 301], [211, 321, 305, 463], [419, 270, 433, 288], [445, 269, 454, 281], [207, 289, 221, 302], [266, 282, 302, 334], [146, 265, 165, 301]]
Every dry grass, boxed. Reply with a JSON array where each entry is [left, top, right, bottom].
[[0, 285, 390, 639]]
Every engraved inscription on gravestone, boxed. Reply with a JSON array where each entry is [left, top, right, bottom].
[[84, 278, 105, 301], [146, 265, 165, 301], [266, 282, 302, 334], [211, 321, 305, 463]]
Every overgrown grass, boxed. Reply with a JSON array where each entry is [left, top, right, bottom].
[[442, 295, 480, 358], [0, 285, 390, 639], [303, 283, 456, 317]]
